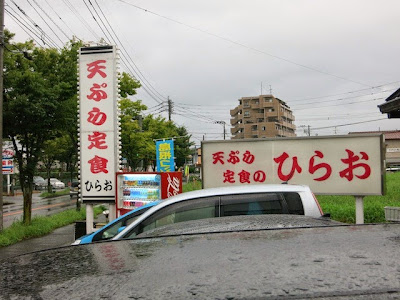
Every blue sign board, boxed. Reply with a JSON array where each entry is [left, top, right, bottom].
[[156, 140, 174, 172]]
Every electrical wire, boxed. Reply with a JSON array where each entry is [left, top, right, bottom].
[[84, 0, 167, 104], [116, 0, 373, 88], [61, 0, 101, 41], [93, 0, 167, 102], [30, 0, 70, 41], [43, 0, 76, 38], [5, 7, 44, 47], [310, 118, 388, 131], [293, 97, 385, 111], [8, 0, 60, 48], [26, 0, 63, 47]]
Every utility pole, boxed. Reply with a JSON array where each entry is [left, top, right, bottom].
[[215, 121, 226, 140], [138, 115, 143, 131], [299, 125, 311, 136], [0, 0, 4, 231], [167, 97, 172, 121]]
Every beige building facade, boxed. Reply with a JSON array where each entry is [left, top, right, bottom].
[[230, 94, 296, 139]]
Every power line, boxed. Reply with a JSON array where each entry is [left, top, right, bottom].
[[30, 0, 70, 41], [84, 0, 166, 104], [43, 0, 76, 38], [94, 0, 167, 102], [8, 0, 60, 48], [290, 88, 396, 107], [293, 97, 384, 111], [5, 7, 43, 46], [61, 0, 100, 41], [116, 0, 372, 87], [310, 118, 388, 131], [26, 0, 63, 47], [288, 80, 400, 102]]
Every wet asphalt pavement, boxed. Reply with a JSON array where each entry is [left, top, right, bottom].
[[1, 221, 400, 299]]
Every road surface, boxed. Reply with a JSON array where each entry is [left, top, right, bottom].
[[3, 193, 77, 228]]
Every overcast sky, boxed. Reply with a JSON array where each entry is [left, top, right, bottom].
[[5, 0, 400, 145]]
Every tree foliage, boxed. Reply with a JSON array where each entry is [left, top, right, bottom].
[[120, 99, 194, 171], [3, 31, 82, 224]]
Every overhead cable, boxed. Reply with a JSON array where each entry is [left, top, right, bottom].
[[116, 0, 373, 87]]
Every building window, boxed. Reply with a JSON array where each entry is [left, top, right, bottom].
[[244, 101, 250, 108], [264, 98, 272, 102], [261, 126, 266, 131], [244, 111, 250, 117]]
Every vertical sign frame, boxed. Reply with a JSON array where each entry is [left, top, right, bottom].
[[78, 45, 121, 203]]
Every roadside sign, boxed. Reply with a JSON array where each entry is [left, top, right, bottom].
[[202, 134, 385, 196], [78, 45, 120, 203], [2, 149, 15, 174], [2, 159, 14, 174], [156, 140, 175, 172]]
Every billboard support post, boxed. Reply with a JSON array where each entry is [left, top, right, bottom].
[[86, 204, 94, 234], [355, 196, 364, 224]]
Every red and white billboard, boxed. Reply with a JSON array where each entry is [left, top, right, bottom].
[[202, 135, 385, 195], [78, 45, 120, 203]]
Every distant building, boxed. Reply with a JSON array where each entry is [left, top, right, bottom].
[[349, 130, 400, 167], [378, 87, 400, 118], [230, 94, 296, 139]]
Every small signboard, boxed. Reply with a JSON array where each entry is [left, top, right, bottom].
[[2, 149, 14, 174], [156, 140, 175, 172], [202, 135, 385, 195]]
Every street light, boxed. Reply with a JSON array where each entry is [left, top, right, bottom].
[[214, 121, 226, 140]]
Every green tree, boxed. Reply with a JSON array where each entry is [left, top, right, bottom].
[[41, 138, 66, 193], [120, 99, 152, 170], [174, 126, 195, 168], [3, 31, 80, 224], [120, 102, 194, 171]]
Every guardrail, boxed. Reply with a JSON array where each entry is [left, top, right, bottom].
[[384, 206, 400, 222]]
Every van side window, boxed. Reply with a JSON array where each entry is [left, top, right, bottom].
[[93, 207, 152, 241], [132, 196, 219, 236], [282, 192, 304, 215], [220, 193, 289, 216]]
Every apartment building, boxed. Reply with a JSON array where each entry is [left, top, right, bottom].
[[230, 94, 296, 139]]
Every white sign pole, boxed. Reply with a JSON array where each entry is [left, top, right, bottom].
[[7, 174, 10, 195], [355, 196, 364, 224], [86, 204, 94, 234]]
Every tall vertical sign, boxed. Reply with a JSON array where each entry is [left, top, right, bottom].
[[78, 46, 121, 203], [156, 140, 175, 172]]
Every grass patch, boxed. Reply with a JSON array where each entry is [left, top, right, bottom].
[[0, 206, 104, 248], [40, 188, 70, 198], [318, 172, 400, 224], [183, 180, 202, 192]]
